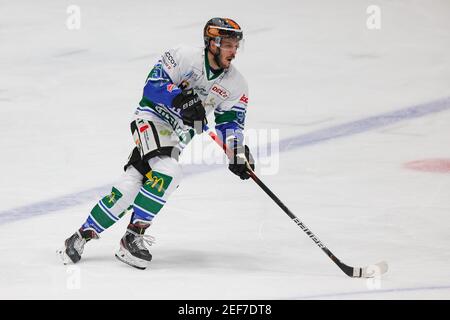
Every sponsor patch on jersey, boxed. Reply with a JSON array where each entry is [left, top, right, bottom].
[[191, 67, 202, 81], [211, 84, 230, 99], [144, 170, 173, 196], [166, 83, 176, 92], [139, 124, 149, 133], [159, 129, 172, 136], [239, 94, 249, 105], [162, 51, 177, 69]]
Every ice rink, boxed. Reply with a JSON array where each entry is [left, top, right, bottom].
[[1, 0, 449, 299]]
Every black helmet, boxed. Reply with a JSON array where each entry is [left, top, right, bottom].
[[203, 18, 243, 47]]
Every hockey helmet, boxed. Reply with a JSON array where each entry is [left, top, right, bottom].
[[203, 18, 243, 47]]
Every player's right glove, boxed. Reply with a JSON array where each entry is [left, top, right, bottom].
[[171, 89, 207, 133], [228, 144, 255, 180]]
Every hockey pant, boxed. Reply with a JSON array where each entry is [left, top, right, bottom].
[[81, 118, 182, 234]]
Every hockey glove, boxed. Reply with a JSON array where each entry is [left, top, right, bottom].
[[228, 144, 255, 180], [172, 89, 207, 133]]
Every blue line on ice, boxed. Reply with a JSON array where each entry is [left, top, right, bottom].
[[278, 96, 450, 152], [0, 96, 449, 225]]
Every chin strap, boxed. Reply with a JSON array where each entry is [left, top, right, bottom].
[[214, 49, 223, 69], [208, 46, 224, 69]]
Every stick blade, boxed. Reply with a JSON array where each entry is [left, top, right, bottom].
[[358, 261, 388, 278]]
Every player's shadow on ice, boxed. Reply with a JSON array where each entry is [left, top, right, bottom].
[[149, 249, 266, 272]]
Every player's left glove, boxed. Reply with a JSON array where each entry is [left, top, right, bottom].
[[228, 144, 255, 180]]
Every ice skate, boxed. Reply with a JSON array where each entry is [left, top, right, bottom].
[[115, 222, 155, 270], [57, 228, 99, 264]]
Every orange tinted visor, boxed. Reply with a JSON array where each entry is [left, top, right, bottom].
[[206, 26, 243, 40]]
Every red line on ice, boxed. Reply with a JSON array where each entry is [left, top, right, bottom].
[[404, 159, 450, 173]]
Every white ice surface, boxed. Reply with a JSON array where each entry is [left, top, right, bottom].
[[0, 0, 449, 299]]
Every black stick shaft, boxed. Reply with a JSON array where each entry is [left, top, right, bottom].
[[207, 129, 354, 277], [248, 171, 332, 255], [249, 167, 355, 276]]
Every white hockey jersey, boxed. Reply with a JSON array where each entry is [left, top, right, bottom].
[[134, 45, 249, 146]]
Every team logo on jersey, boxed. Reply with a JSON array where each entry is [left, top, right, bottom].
[[211, 84, 229, 99], [148, 62, 163, 80], [239, 94, 249, 105]]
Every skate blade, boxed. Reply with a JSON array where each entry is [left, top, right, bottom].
[[115, 248, 149, 270], [57, 248, 72, 265]]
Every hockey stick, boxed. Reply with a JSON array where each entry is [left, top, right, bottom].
[[206, 127, 388, 278]]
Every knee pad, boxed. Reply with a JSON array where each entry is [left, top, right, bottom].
[[131, 156, 182, 224], [114, 166, 144, 205]]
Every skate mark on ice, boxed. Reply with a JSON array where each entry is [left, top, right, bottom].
[[291, 284, 450, 299], [53, 49, 89, 58]]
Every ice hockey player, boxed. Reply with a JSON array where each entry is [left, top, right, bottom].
[[58, 18, 255, 269]]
